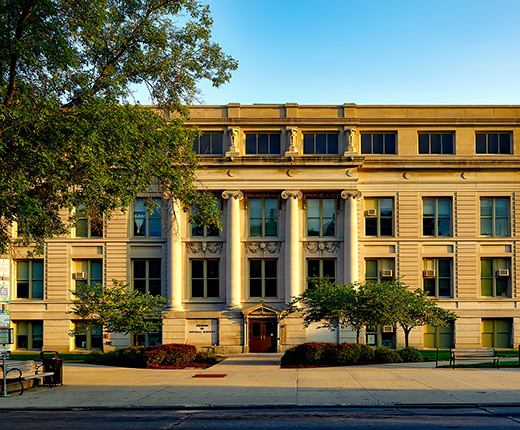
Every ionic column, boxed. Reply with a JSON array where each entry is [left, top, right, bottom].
[[341, 190, 362, 284], [167, 199, 183, 310], [222, 190, 243, 308], [282, 190, 303, 303]]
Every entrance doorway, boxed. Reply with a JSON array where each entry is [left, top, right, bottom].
[[248, 319, 277, 353]]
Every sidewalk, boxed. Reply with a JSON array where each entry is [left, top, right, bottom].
[[1, 354, 520, 409]]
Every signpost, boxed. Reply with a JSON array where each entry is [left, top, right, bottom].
[[0, 259, 10, 397]]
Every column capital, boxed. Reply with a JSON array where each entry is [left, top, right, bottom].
[[341, 190, 362, 200], [222, 190, 244, 200], [281, 190, 303, 200]]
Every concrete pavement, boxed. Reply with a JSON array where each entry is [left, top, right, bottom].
[[1, 354, 520, 409]]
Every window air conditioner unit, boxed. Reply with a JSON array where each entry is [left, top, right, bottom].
[[383, 326, 394, 333], [497, 269, 510, 277], [381, 270, 393, 278], [366, 209, 377, 217], [423, 270, 436, 277], [74, 272, 86, 280]]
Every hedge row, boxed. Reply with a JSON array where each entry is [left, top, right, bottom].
[[85, 343, 218, 369], [281, 342, 423, 367]]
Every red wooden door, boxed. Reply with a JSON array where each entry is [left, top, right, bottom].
[[248, 319, 277, 352]]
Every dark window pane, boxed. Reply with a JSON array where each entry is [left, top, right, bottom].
[[365, 218, 377, 236], [192, 224, 204, 236], [265, 219, 277, 236], [246, 134, 256, 154], [495, 198, 508, 217], [423, 199, 435, 217], [192, 279, 204, 297], [149, 280, 161, 295], [303, 134, 314, 154], [206, 260, 219, 278], [499, 134, 511, 154], [423, 218, 435, 236], [249, 199, 262, 218], [496, 278, 509, 297], [265, 260, 277, 277], [149, 260, 161, 278], [264, 279, 277, 297], [270, 134, 280, 154], [327, 134, 338, 154], [380, 199, 393, 216], [249, 219, 262, 237], [373, 134, 383, 154], [258, 134, 268, 154], [32, 281, 43, 299], [365, 260, 378, 278], [385, 134, 396, 154], [418, 134, 429, 154], [323, 260, 335, 278], [134, 260, 146, 278], [380, 218, 393, 236], [437, 218, 451, 236], [323, 219, 335, 236], [206, 279, 219, 297], [148, 218, 161, 237], [476, 134, 486, 154], [316, 134, 326, 154], [200, 134, 211, 154], [17, 281, 29, 299], [481, 218, 492, 236], [134, 279, 146, 294], [424, 279, 435, 296], [192, 260, 203, 277], [361, 134, 372, 154], [212, 134, 223, 154], [431, 134, 441, 154], [442, 134, 454, 154], [438, 199, 451, 217], [76, 219, 88, 237], [250, 260, 262, 278], [488, 134, 498, 154], [249, 279, 262, 297], [307, 219, 320, 236], [438, 259, 451, 277], [438, 279, 451, 296], [307, 260, 320, 278], [480, 198, 492, 216]]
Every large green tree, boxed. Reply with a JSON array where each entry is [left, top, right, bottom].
[[0, 0, 238, 254]]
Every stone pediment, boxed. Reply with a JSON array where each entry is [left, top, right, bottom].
[[242, 303, 283, 317]]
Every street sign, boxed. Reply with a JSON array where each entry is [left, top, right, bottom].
[[0, 310, 9, 328], [0, 328, 13, 344], [0, 259, 8, 278], [0, 280, 8, 304]]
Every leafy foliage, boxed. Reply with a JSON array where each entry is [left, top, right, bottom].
[[400, 346, 423, 362], [69, 280, 169, 339], [0, 0, 237, 254]]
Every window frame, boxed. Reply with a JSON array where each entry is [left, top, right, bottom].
[[364, 197, 394, 237], [360, 132, 397, 155], [245, 132, 281, 155], [73, 324, 103, 350], [132, 198, 162, 238], [248, 198, 278, 238], [73, 259, 103, 295], [248, 259, 278, 299], [418, 132, 455, 155], [75, 205, 103, 238], [423, 258, 453, 298], [482, 318, 512, 348], [423, 323, 454, 349], [15, 260, 44, 300], [422, 197, 452, 237], [306, 198, 336, 237], [475, 132, 513, 155], [480, 197, 510, 237], [480, 257, 511, 298], [14, 320, 43, 351], [307, 258, 336, 288], [132, 259, 162, 295], [190, 259, 220, 299], [193, 132, 224, 155], [365, 258, 395, 284], [303, 132, 339, 155]]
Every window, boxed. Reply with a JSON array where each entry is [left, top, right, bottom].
[[482, 318, 512, 348], [133, 259, 161, 295], [306, 198, 335, 237], [307, 259, 336, 287], [480, 198, 509, 237], [423, 258, 452, 297], [73, 260, 102, 290], [365, 259, 395, 284], [303, 133, 339, 155], [16, 260, 43, 299], [423, 323, 454, 349], [361, 133, 397, 154], [423, 198, 452, 237], [476, 133, 512, 155], [418, 133, 454, 154], [249, 199, 277, 237], [74, 325, 102, 350], [245, 133, 281, 155], [75, 205, 103, 238], [136, 324, 162, 347], [364, 198, 393, 237], [193, 133, 223, 155], [249, 259, 277, 298], [191, 201, 220, 237], [481, 258, 510, 297], [133, 199, 161, 238], [15, 321, 43, 350], [191, 259, 219, 298]]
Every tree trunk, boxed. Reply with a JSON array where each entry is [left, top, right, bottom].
[[404, 328, 411, 348]]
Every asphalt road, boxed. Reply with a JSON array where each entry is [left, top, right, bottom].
[[4, 406, 520, 430]]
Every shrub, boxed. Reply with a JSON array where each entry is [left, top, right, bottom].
[[336, 343, 361, 366], [144, 343, 197, 367], [280, 342, 338, 367], [194, 351, 218, 365], [374, 347, 403, 364], [357, 343, 376, 364], [400, 346, 423, 362]]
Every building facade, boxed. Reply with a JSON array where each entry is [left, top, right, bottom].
[[3, 103, 520, 353]]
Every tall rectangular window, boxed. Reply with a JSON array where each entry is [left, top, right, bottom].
[[307, 259, 336, 287], [249, 199, 277, 237], [481, 258, 510, 297], [476, 133, 512, 154], [365, 259, 395, 284], [245, 133, 281, 155], [191, 202, 220, 237], [193, 133, 223, 155], [133, 199, 162, 237], [482, 319, 512, 348], [16, 260, 43, 299], [249, 259, 278, 298], [423, 258, 452, 297], [480, 198, 509, 237], [15, 320, 43, 350], [418, 133, 454, 154], [423, 198, 452, 237], [364, 198, 393, 237], [73, 325, 103, 350], [133, 259, 161, 295], [191, 259, 219, 299], [361, 133, 397, 154], [73, 259, 102, 290], [303, 133, 339, 155], [306, 198, 335, 237], [423, 323, 454, 349], [75, 205, 103, 238]]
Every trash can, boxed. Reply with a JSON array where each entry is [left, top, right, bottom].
[[40, 351, 63, 386]]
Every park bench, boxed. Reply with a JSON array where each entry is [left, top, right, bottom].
[[1, 360, 56, 395], [449, 348, 501, 369]]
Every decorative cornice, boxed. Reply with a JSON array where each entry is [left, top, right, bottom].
[[303, 241, 340, 254], [341, 190, 362, 200], [186, 242, 223, 254], [222, 190, 244, 200], [245, 242, 282, 254], [281, 190, 303, 200]]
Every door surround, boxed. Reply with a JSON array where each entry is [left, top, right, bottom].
[[242, 303, 283, 353]]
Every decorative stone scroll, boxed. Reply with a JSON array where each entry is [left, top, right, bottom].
[[222, 190, 244, 200], [281, 190, 303, 200], [340, 190, 362, 200], [245, 242, 282, 254], [186, 242, 223, 254], [303, 242, 340, 254]]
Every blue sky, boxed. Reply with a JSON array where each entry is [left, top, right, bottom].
[[142, 0, 520, 105]]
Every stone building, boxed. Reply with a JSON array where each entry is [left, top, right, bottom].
[[3, 103, 520, 353]]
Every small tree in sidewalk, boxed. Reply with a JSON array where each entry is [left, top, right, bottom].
[[69, 280, 170, 346]]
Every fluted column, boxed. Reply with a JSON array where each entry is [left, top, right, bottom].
[[282, 190, 303, 303], [341, 190, 362, 284], [222, 190, 243, 308], [167, 199, 183, 310]]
